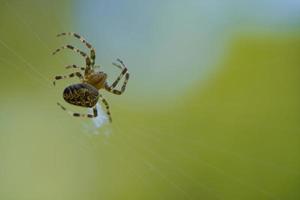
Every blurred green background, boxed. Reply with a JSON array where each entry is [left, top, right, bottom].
[[0, 0, 299, 199]]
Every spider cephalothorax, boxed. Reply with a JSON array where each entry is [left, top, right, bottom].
[[52, 32, 130, 122]]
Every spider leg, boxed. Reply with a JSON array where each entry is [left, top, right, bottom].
[[99, 94, 112, 122], [52, 44, 88, 59], [53, 72, 83, 85], [57, 32, 96, 66], [57, 32, 93, 49], [65, 64, 85, 71], [52, 44, 93, 72], [105, 59, 130, 95], [57, 102, 98, 118]]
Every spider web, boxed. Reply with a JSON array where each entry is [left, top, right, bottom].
[[0, 1, 298, 200]]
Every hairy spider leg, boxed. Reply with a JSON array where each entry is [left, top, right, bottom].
[[53, 72, 83, 85], [65, 64, 85, 71], [52, 44, 88, 58], [57, 32, 96, 66], [57, 102, 98, 118], [99, 94, 112, 122], [52, 44, 93, 75], [105, 59, 130, 95]]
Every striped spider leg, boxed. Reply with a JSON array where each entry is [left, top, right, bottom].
[[65, 64, 85, 71], [52, 43, 93, 74], [99, 94, 112, 122], [105, 59, 130, 95], [53, 72, 83, 85], [57, 32, 96, 66], [57, 102, 98, 118]]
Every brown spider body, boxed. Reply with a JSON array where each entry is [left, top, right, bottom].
[[63, 83, 99, 108], [53, 32, 130, 122], [83, 72, 107, 90]]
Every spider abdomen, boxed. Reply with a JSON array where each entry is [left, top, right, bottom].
[[63, 83, 99, 108]]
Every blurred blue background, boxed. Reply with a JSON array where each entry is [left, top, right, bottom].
[[75, 0, 300, 100]]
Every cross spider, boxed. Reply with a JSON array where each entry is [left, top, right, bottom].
[[52, 32, 130, 122]]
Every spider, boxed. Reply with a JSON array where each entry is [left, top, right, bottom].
[[52, 32, 130, 122]]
